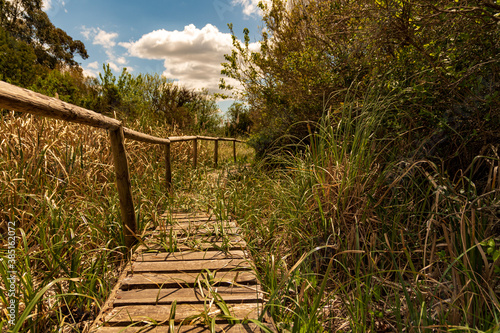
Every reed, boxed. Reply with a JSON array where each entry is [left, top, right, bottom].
[[213, 85, 500, 332], [0, 111, 223, 332]]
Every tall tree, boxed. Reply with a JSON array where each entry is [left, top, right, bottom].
[[0, 0, 88, 69]]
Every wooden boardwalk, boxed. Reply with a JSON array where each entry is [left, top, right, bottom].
[[90, 212, 275, 332]]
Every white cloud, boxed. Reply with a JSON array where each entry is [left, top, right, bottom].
[[42, 0, 68, 14], [94, 29, 119, 48], [80, 26, 94, 40], [107, 62, 120, 72], [120, 24, 258, 93], [42, 0, 52, 11], [82, 66, 98, 78], [87, 61, 99, 69], [231, 0, 272, 17], [81, 27, 119, 49], [80, 27, 129, 73], [116, 57, 127, 65]]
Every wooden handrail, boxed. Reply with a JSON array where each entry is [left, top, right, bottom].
[[0, 81, 122, 130], [0, 80, 246, 250], [123, 128, 170, 145]]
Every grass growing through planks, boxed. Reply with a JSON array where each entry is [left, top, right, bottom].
[[0, 111, 216, 332]]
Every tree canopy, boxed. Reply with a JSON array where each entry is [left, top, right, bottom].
[[222, 0, 500, 167], [0, 0, 88, 70]]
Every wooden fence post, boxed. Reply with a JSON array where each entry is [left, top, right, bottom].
[[214, 139, 219, 168], [109, 126, 136, 249], [164, 142, 172, 192], [193, 138, 198, 168], [233, 140, 237, 163]]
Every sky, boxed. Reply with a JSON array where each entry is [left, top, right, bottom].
[[42, 0, 269, 111]]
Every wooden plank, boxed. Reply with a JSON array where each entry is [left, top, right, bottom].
[[164, 221, 236, 230], [135, 250, 247, 261], [168, 136, 197, 142], [145, 234, 245, 246], [164, 143, 172, 191], [130, 258, 251, 273], [143, 241, 247, 252], [109, 127, 136, 249], [193, 138, 198, 168], [0, 80, 121, 130], [173, 235, 243, 243], [152, 228, 240, 238], [169, 212, 210, 218], [120, 271, 257, 289], [94, 323, 272, 333], [113, 286, 262, 306], [214, 139, 219, 168], [170, 219, 234, 225], [123, 128, 170, 145], [197, 135, 218, 141], [165, 216, 213, 222], [102, 303, 261, 324], [233, 140, 237, 163]]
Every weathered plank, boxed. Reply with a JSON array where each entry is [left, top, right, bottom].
[[135, 250, 246, 261], [113, 286, 262, 306], [169, 213, 210, 218], [168, 136, 197, 142], [214, 139, 219, 168], [121, 271, 257, 289], [152, 227, 241, 237], [91, 211, 276, 333], [102, 303, 262, 324], [0, 80, 121, 130], [94, 323, 271, 333], [109, 127, 136, 248], [155, 224, 239, 235], [130, 258, 251, 273], [123, 128, 170, 145], [142, 241, 247, 252], [193, 138, 198, 168], [164, 143, 172, 191], [163, 216, 213, 222]]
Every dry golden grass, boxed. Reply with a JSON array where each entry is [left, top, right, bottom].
[[0, 111, 235, 331]]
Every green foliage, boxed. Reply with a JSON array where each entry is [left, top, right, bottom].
[[0, 26, 44, 87], [225, 102, 252, 137], [215, 91, 500, 331], [222, 0, 500, 170], [0, 0, 88, 69], [29, 65, 93, 106], [81, 66, 223, 133]]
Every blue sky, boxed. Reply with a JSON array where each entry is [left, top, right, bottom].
[[43, 0, 268, 110]]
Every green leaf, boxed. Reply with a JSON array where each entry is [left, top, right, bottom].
[[493, 250, 500, 262]]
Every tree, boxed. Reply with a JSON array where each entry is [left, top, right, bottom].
[[0, 0, 88, 69], [226, 102, 252, 137], [0, 26, 42, 87], [30, 64, 93, 106], [221, 0, 500, 167]]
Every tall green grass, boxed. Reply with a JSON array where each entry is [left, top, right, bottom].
[[212, 86, 500, 332]]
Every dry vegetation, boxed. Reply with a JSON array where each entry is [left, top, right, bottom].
[[0, 111, 227, 332]]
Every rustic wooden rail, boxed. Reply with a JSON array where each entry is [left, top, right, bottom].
[[0, 80, 245, 249]]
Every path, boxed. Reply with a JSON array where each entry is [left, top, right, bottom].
[[90, 212, 276, 332]]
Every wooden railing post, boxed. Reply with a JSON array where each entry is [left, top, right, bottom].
[[233, 140, 237, 163], [164, 142, 172, 192], [109, 126, 136, 249], [214, 139, 219, 168], [193, 138, 198, 168]]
